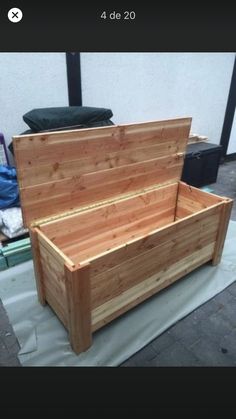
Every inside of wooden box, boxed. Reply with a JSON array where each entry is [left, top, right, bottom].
[[39, 182, 224, 265]]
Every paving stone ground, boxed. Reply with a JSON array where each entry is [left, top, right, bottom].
[[121, 160, 236, 367]]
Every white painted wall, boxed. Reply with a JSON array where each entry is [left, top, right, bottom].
[[0, 53, 235, 164], [0, 53, 68, 163], [81, 53, 235, 144], [227, 111, 236, 154]]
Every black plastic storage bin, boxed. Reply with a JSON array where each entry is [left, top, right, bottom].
[[181, 142, 222, 187]]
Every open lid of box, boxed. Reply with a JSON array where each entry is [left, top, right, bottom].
[[13, 117, 191, 228]]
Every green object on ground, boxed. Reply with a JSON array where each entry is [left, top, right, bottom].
[[1, 237, 32, 268], [0, 254, 8, 271]]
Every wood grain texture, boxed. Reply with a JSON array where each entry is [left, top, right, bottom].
[[13, 118, 191, 227], [55, 184, 178, 261], [81, 202, 222, 271], [37, 236, 68, 327], [15, 117, 233, 355], [90, 207, 221, 309], [41, 183, 178, 244], [29, 181, 229, 353], [36, 228, 74, 267], [212, 199, 233, 265], [175, 181, 223, 219], [46, 289, 68, 328], [29, 228, 46, 306], [92, 243, 214, 331], [67, 209, 175, 262], [65, 263, 92, 354]]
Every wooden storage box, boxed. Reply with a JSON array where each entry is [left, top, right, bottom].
[[13, 118, 233, 354]]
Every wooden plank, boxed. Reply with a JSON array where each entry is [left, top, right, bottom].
[[176, 182, 224, 219], [56, 197, 174, 249], [176, 195, 208, 214], [45, 287, 68, 328], [20, 157, 183, 226], [92, 243, 214, 331], [212, 199, 233, 265], [91, 212, 219, 284], [90, 214, 220, 309], [74, 154, 182, 189], [38, 240, 68, 328], [178, 181, 223, 205], [40, 246, 66, 293], [65, 263, 92, 354], [59, 201, 175, 253], [29, 228, 46, 306], [43, 273, 66, 307], [67, 211, 175, 263], [44, 274, 67, 318], [13, 118, 191, 227], [22, 155, 183, 203], [175, 207, 193, 220], [13, 118, 191, 157], [18, 142, 184, 187], [35, 228, 74, 267], [86, 203, 222, 275], [41, 183, 178, 241], [62, 204, 176, 260]]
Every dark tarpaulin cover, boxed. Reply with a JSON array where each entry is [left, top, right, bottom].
[[23, 106, 113, 131]]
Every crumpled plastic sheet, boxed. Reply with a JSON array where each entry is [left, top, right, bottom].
[[0, 221, 236, 366], [0, 206, 28, 238]]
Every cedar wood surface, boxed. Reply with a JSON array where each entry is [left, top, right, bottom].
[[13, 118, 233, 353], [13, 118, 191, 227]]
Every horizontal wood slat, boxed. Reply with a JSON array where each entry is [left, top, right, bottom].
[[176, 182, 224, 220], [13, 118, 191, 227], [21, 166, 181, 227], [88, 204, 222, 277], [66, 208, 176, 262], [45, 288, 68, 328], [42, 183, 178, 242], [38, 241, 68, 327], [90, 210, 220, 308], [36, 228, 74, 267], [91, 243, 214, 331], [17, 142, 184, 187], [20, 154, 183, 209]]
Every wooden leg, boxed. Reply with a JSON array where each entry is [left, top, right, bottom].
[[65, 263, 92, 354], [29, 228, 46, 306], [212, 199, 233, 266]]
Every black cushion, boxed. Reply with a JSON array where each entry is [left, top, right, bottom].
[[23, 106, 113, 132]]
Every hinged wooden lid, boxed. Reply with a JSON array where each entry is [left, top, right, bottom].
[[13, 117, 191, 227]]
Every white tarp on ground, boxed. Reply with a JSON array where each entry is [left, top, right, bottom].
[[0, 221, 236, 366]]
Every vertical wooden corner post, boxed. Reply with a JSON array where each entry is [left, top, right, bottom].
[[64, 262, 92, 354], [29, 228, 46, 306], [212, 198, 233, 266]]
